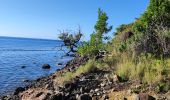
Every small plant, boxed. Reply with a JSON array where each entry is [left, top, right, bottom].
[[155, 81, 170, 93]]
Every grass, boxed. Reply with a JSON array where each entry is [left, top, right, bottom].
[[54, 59, 97, 85], [112, 53, 170, 84]]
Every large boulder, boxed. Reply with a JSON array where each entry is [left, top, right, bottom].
[[42, 64, 51, 69]]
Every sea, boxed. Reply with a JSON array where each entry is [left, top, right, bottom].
[[0, 36, 73, 95]]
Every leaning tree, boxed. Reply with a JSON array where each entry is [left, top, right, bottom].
[[58, 28, 82, 55]]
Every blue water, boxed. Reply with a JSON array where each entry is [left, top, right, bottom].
[[0, 37, 72, 95]]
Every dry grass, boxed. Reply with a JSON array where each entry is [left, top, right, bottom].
[[114, 53, 170, 84], [54, 59, 96, 85]]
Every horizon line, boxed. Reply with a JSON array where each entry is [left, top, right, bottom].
[[0, 35, 60, 41]]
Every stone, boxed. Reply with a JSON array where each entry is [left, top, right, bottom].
[[50, 93, 64, 100], [103, 94, 109, 100], [23, 79, 30, 82], [13, 87, 25, 95], [104, 85, 112, 90], [80, 87, 84, 94], [78, 94, 92, 100], [64, 82, 76, 92], [21, 66, 26, 68], [97, 92, 100, 96], [42, 64, 51, 69], [58, 63, 63, 65], [138, 93, 156, 100], [90, 89, 94, 93], [113, 74, 120, 82], [35, 92, 43, 97], [56, 68, 61, 72], [166, 95, 170, 100], [100, 82, 106, 87], [95, 88, 100, 92]]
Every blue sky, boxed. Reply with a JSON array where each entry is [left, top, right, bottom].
[[0, 0, 149, 40]]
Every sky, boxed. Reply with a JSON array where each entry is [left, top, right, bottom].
[[0, 0, 149, 40]]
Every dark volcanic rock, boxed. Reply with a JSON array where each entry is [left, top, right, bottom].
[[64, 82, 76, 92], [78, 94, 92, 100], [42, 64, 51, 69], [21, 66, 26, 68], [50, 93, 64, 100], [58, 63, 63, 65], [13, 87, 25, 95]]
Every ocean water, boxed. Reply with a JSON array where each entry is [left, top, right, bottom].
[[0, 37, 72, 95]]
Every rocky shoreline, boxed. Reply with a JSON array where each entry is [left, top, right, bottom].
[[1, 55, 170, 100]]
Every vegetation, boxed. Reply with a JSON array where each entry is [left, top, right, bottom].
[[55, 59, 97, 84], [109, 0, 170, 89], [58, 28, 82, 55], [58, 0, 170, 94], [78, 8, 112, 57]]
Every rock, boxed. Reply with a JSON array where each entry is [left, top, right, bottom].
[[21, 66, 26, 68], [50, 93, 64, 100], [23, 79, 30, 82], [65, 94, 76, 100], [56, 68, 61, 72], [95, 88, 100, 92], [100, 82, 106, 87], [13, 87, 25, 95], [58, 63, 63, 65], [78, 94, 92, 100], [166, 95, 170, 100], [80, 87, 84, 94], [35, 92, 43, 97], [90, 89, 94, 93], [137, 93, 156, 100], [1, 95, 11, 100], [113, 74, 120, 82], [42, 64, 51, 69], [104, 85, 112, 90], [103, 94, 109, 100], [68, 66, 75, 72], [64, 82, 76, 92], [97, 92, 100, 96]]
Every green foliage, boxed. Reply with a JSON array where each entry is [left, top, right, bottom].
[[78, 33, 104, 56], [58, 28, 82, 54], [156, 81, 170, 93], [78, 8, 112, 57], [112, 0, 170, 57], [94, 8, 112, 37]]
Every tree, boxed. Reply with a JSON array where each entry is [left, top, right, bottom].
[[58, 28, 82, 55], [94, 8, 112, 43], [78, 8, 112, 57]]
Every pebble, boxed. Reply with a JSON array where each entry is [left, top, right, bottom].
[[95, 88, 99, 92]]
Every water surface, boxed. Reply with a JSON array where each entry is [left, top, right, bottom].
[[0, 37, 72, 95]]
